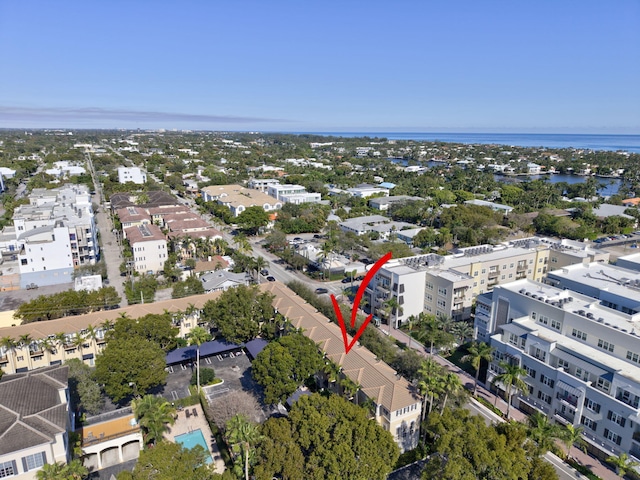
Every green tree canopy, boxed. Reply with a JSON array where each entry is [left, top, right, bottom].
[[236, 205, 270, 235], [252, 333, 323, 404], [66, 358, 103, 415], [255, 394, 399, 480], [202, 285, 274, 344], [117, 441, 212, 480]]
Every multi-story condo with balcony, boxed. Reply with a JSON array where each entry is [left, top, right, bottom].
[[265, 183, 321, 204], [124, 223, 167, 274], [117, 166, 147, 184], [14, 185, 99, 287], [485, 279, 640, 463], [368, 237, 605, 329]]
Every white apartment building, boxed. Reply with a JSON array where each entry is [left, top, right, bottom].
[[346, 184, 390, 199], [266, 183, 321, 204], [486, 280, 640, 464], [124, 224, 167, 274], [14, 185, 99, 287], [367, 237, 607, 329], [248, 178, 281, 192], [615, 253, 640, 273], [117, 167, 147, 185]]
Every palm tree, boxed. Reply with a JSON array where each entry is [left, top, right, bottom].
[[132, 394, 176, 446], [492, 361, 528, 418], [233, 233, 252, 255], [383, 296, 402, 334], [37, 460, 88, 480], [213, 237, 228, 256], [439, 372, 464, 414], [417, 358, 442, 422], [0, 336, 17, 373], [253, 256, 268, 284], [415, 314, 440, 353], [340, 377, 360, 404], [18, 334, 33, 370], [227, 414, 263, 480], [527, 411, 564, 454], [322, 360, 340, 389], [187, 326, 211, 393], [450, 321, 474, 345], [54, 332, 68, 362], [462, 341, 495, 396], [562, 424, 587, 460], [607, 452, 640, 478]]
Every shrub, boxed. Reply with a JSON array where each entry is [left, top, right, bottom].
[[190, 367, 216, 386]]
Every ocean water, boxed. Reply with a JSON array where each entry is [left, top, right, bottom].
[[301, 132, 640, 153]]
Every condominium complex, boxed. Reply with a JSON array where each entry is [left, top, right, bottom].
[[367, 237, 607, 328], [266, 183, 321, 204], [117, 167, 147, 185], [124, 223, 168, 274], [14, 185, 99, 287], [200, 185, 282, 217], [485, 279, 640, 463]]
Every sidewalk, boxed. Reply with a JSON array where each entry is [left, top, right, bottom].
[[387, 326, 619, 480]]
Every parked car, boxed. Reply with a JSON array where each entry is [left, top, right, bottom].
[[266, 276, 276, 282], [315, 288, 329, 294], [260, 269, 269, 276], [26, 283, 38, 290], [341, 277, 352, 283]]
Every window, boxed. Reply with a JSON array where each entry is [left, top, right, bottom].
[[627, 351, 640, 364], [581, 416, 597, 431], [597, 339, 615, 353], [0, 460, 17, 478], [426, 282, 433, 291], [22, 452, 45, 471], [572, 329, 587, 341], [537, 391, 551, 404], [604, 429, 622, 445], [584, 398, 601, 413], [509, 333, 519, 346], [540, 374, 555, 388], [425, 294, 433, 303], [437, 299, 446, 309], [557, 358, 569, 369], [525, 366, 536, 379], [550, 319, 562, 331], [538, 315, 549, 325], [607, 411, 626, 427], [596, 378, 610, 393], [437, 287, 447, 296]]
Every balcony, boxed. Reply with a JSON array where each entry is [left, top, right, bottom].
[[556, 392, 578, 408], [554, 409, 574, 424], [29, 348, 43, 357], [633, 430, 640, 443], [516, 263, 527, 272]]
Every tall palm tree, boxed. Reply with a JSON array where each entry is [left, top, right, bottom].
[[233, 233, 252, 255], [187, 326, 211, 393], [322, 360, 340, 389], [36, 462, 66, 480], [340, 377, 360, 404], [254, 256, 268, 284], [606, 452, 640, 478], [450, 321, 474, 345], [0, 336, 17, 373], [18, 334, 33, 370], [227, 414, 263, 480], [562, 424, 587, 460], [415, 314, 440, 353], [132, 394, 176, 446], [462, 341, 495, 396], [54, 332, 68, 362], [492, 361, 528, 418], [383, 296, 402, 334], [439, 372, 464, 414], [213, 237, 228, 256], [527, 411, 564, 454]]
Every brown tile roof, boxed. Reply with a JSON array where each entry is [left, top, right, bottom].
[[194, 257, 229, 273], [260, 282, 420, 412], [109, 191, 179, 210], [124, 223, 166, 244], [0, 292, 225, 341], [200, 185, 280, 208], [116, 206, 148, 224], [167, 228, 223, 240]]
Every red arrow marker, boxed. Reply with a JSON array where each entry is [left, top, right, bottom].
[[331, 252, 392, 354]]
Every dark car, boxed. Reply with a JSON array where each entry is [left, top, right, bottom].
[[341, 277, 352, 283], [315, 288, 329, 294], [260, 269, 269, 276], [266, 276, 276, 282]]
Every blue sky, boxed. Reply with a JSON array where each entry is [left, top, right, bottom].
[[0, 1, 638, 133]]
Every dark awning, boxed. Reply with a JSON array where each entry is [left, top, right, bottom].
[[165, 339, 240, 365], [244, 338, 268, 360]]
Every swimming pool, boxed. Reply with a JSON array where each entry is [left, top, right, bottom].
[[175, 429, 213, 464]]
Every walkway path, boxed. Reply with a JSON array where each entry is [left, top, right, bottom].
[[386, 326, 619, 480]]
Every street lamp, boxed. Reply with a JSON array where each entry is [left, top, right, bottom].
[[128, 382, 139, 398]]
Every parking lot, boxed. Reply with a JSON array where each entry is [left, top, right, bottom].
[[161, 349, 270, 419]]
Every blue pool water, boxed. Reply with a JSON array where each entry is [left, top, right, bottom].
[[175, 429, 213, 464]]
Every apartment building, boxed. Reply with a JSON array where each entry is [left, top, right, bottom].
[[266, 183, 321, 204], [200, 185, 282, 217], [615, 253, 640, 273], [117, 167, 147, 185], [486, 280, 640, 463], [124, 224, 167, 274], [247, 178, 281, 192], [368, 237, 607, 329], [368, 195, 424, 211], [14, 185, 99, 287], [263, 282, 422, 452]]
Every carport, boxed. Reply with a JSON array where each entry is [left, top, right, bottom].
[[165, 339, 240, 366]]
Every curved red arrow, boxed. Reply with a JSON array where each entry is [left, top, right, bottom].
[[331, 251, 392, 354]]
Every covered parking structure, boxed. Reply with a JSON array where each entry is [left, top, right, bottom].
[[165, 339, 240, 366]]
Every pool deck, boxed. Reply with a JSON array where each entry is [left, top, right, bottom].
[[164, 403, 225, 475]]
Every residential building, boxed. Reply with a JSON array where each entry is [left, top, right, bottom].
[[14, 185, 99, 287], [117, 167, 147, 185], [592, 204, 636, 225], [116, 206, 151, 230], [263, 282, 422, 452], [124, 224, 167, 274], [265, 183, 321, 204], [615, 253, 640, 273], [44, 161, 86, 178], [338, 215, 390, 236], [0, 365, 73, 480], [200, 185, 282, 217], [464, 199, 514, 214], [369, 196, 424, 211], [545, 262, 640, 315], [485, 280, 640, 464], [346, 184, 390, 199], [247, 178, 281, 192], [200, 270, 249, 292]]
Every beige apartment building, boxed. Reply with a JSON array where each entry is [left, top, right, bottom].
[[200, 184, 282, 217]]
